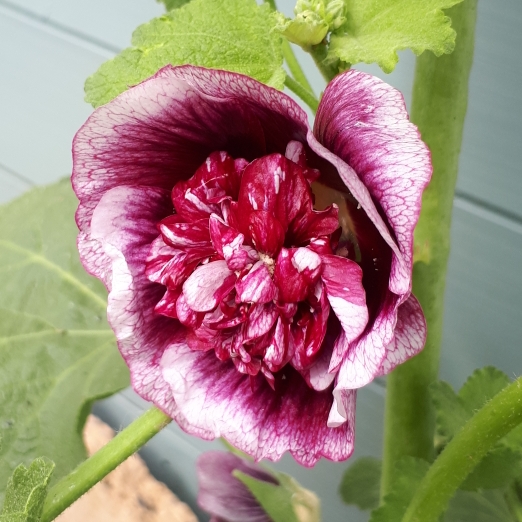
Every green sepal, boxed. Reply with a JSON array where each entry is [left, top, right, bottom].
[[327, 0, 464, 73], [339, 457, 381, 510], [85, 0, 285, 108], [234, 469, 320, 522], [0, 458, 54, 522], [234, 470, 299, 522]]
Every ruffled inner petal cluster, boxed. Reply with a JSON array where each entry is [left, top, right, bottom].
[[146, 142, 369, 390]]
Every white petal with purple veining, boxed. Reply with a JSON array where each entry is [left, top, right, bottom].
[[183, 260, 234, 312]]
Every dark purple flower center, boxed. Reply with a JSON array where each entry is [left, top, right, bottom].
[[146, 141, 343, 389]]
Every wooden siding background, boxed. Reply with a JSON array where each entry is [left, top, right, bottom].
[[0, 0, 521, 520]]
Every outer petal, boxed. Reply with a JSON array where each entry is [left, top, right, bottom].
[[313, 69, 431, 297], [161, 344, 355, 467], [73, 65, 313, 283], [310, 69, 431, 387], [88, 185, 211, 438], [377, 294, 427, 376], [197, 451, 276, 522]]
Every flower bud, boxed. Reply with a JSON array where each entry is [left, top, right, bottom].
[[275, 0, 346, 48]]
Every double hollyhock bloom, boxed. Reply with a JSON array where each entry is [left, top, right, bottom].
[[73, 65, 431, 466]]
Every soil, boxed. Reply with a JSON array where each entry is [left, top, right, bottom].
[[56, 415, 198, 522]]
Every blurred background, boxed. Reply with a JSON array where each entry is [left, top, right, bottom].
[[0, 0, 521, 520]]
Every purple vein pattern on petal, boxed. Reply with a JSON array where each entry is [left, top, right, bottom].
[[161, 344, 355, 467], [72, 64, 430, 463], [89, 185, 210, 437], [307, 69, 430, 389]]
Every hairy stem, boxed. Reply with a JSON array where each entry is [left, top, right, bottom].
[[309, 43, 339, 82], [381, 0, 478, 499], [41, 407, 172, 522], [263, 0, 315, 94], [283, 40, 315, 94], [284, 76, 319, 113], [402, 377, 522, 522]]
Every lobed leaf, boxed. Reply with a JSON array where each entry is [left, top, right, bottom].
[[328, 0, 464, 73], [339, 457, 382, 510], [0, 180, 129, 502], [369, 457, 429, 522], [0, 458, 54, 521], [431, 367, 522, 491], [85, 0, 285, 108]]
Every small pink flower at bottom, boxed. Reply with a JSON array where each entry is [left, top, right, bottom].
[[72, 65, 431, 466], [197, 451, 320, 522]]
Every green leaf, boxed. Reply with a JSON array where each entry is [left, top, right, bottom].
[[431, 380, 469, 449], [327, 0, 464, 73], [85, 0, 285, 108], [459, 367, 510, 415], [156, 0, 191, 11], [461, 446, 522, 491], [369, 457, 429, 522], [0, 458, 54, 521], [234, 470, 299, 522], [431, 368, 522, 491], [432, 368, 511, 447], [0, 180, 129, 502], [339, 457, 381, 510], [444, 490, 513, 522]]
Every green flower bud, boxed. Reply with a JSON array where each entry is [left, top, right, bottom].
[[275, 0, 346, 49]]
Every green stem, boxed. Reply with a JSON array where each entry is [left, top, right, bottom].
[[283, 40, 315, 94], [309, 43, 339, 82], [41, 407, 172, 522], [401, 377, 522, 522], [381, 0, 478, 500], [284, 76, 319, 113], [262, 0, 315, 94]]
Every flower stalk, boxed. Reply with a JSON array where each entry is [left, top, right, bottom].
[[40, 407, 171, 522], [284, 75, 319, 112], [381, 0, 478, 499], [402, 376, 522, 522]]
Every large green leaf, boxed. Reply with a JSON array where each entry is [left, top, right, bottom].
[[0, 180, 129, 500], [328, 0, 464, 73], [85, 0, 285, 108], [0, 458, 54, 522]]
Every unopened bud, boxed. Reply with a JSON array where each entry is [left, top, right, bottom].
[[275, 0, 346, 49]]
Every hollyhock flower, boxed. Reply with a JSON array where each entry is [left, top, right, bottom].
[[197, 451, 319, 522], [73, 65, 430, 466]]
